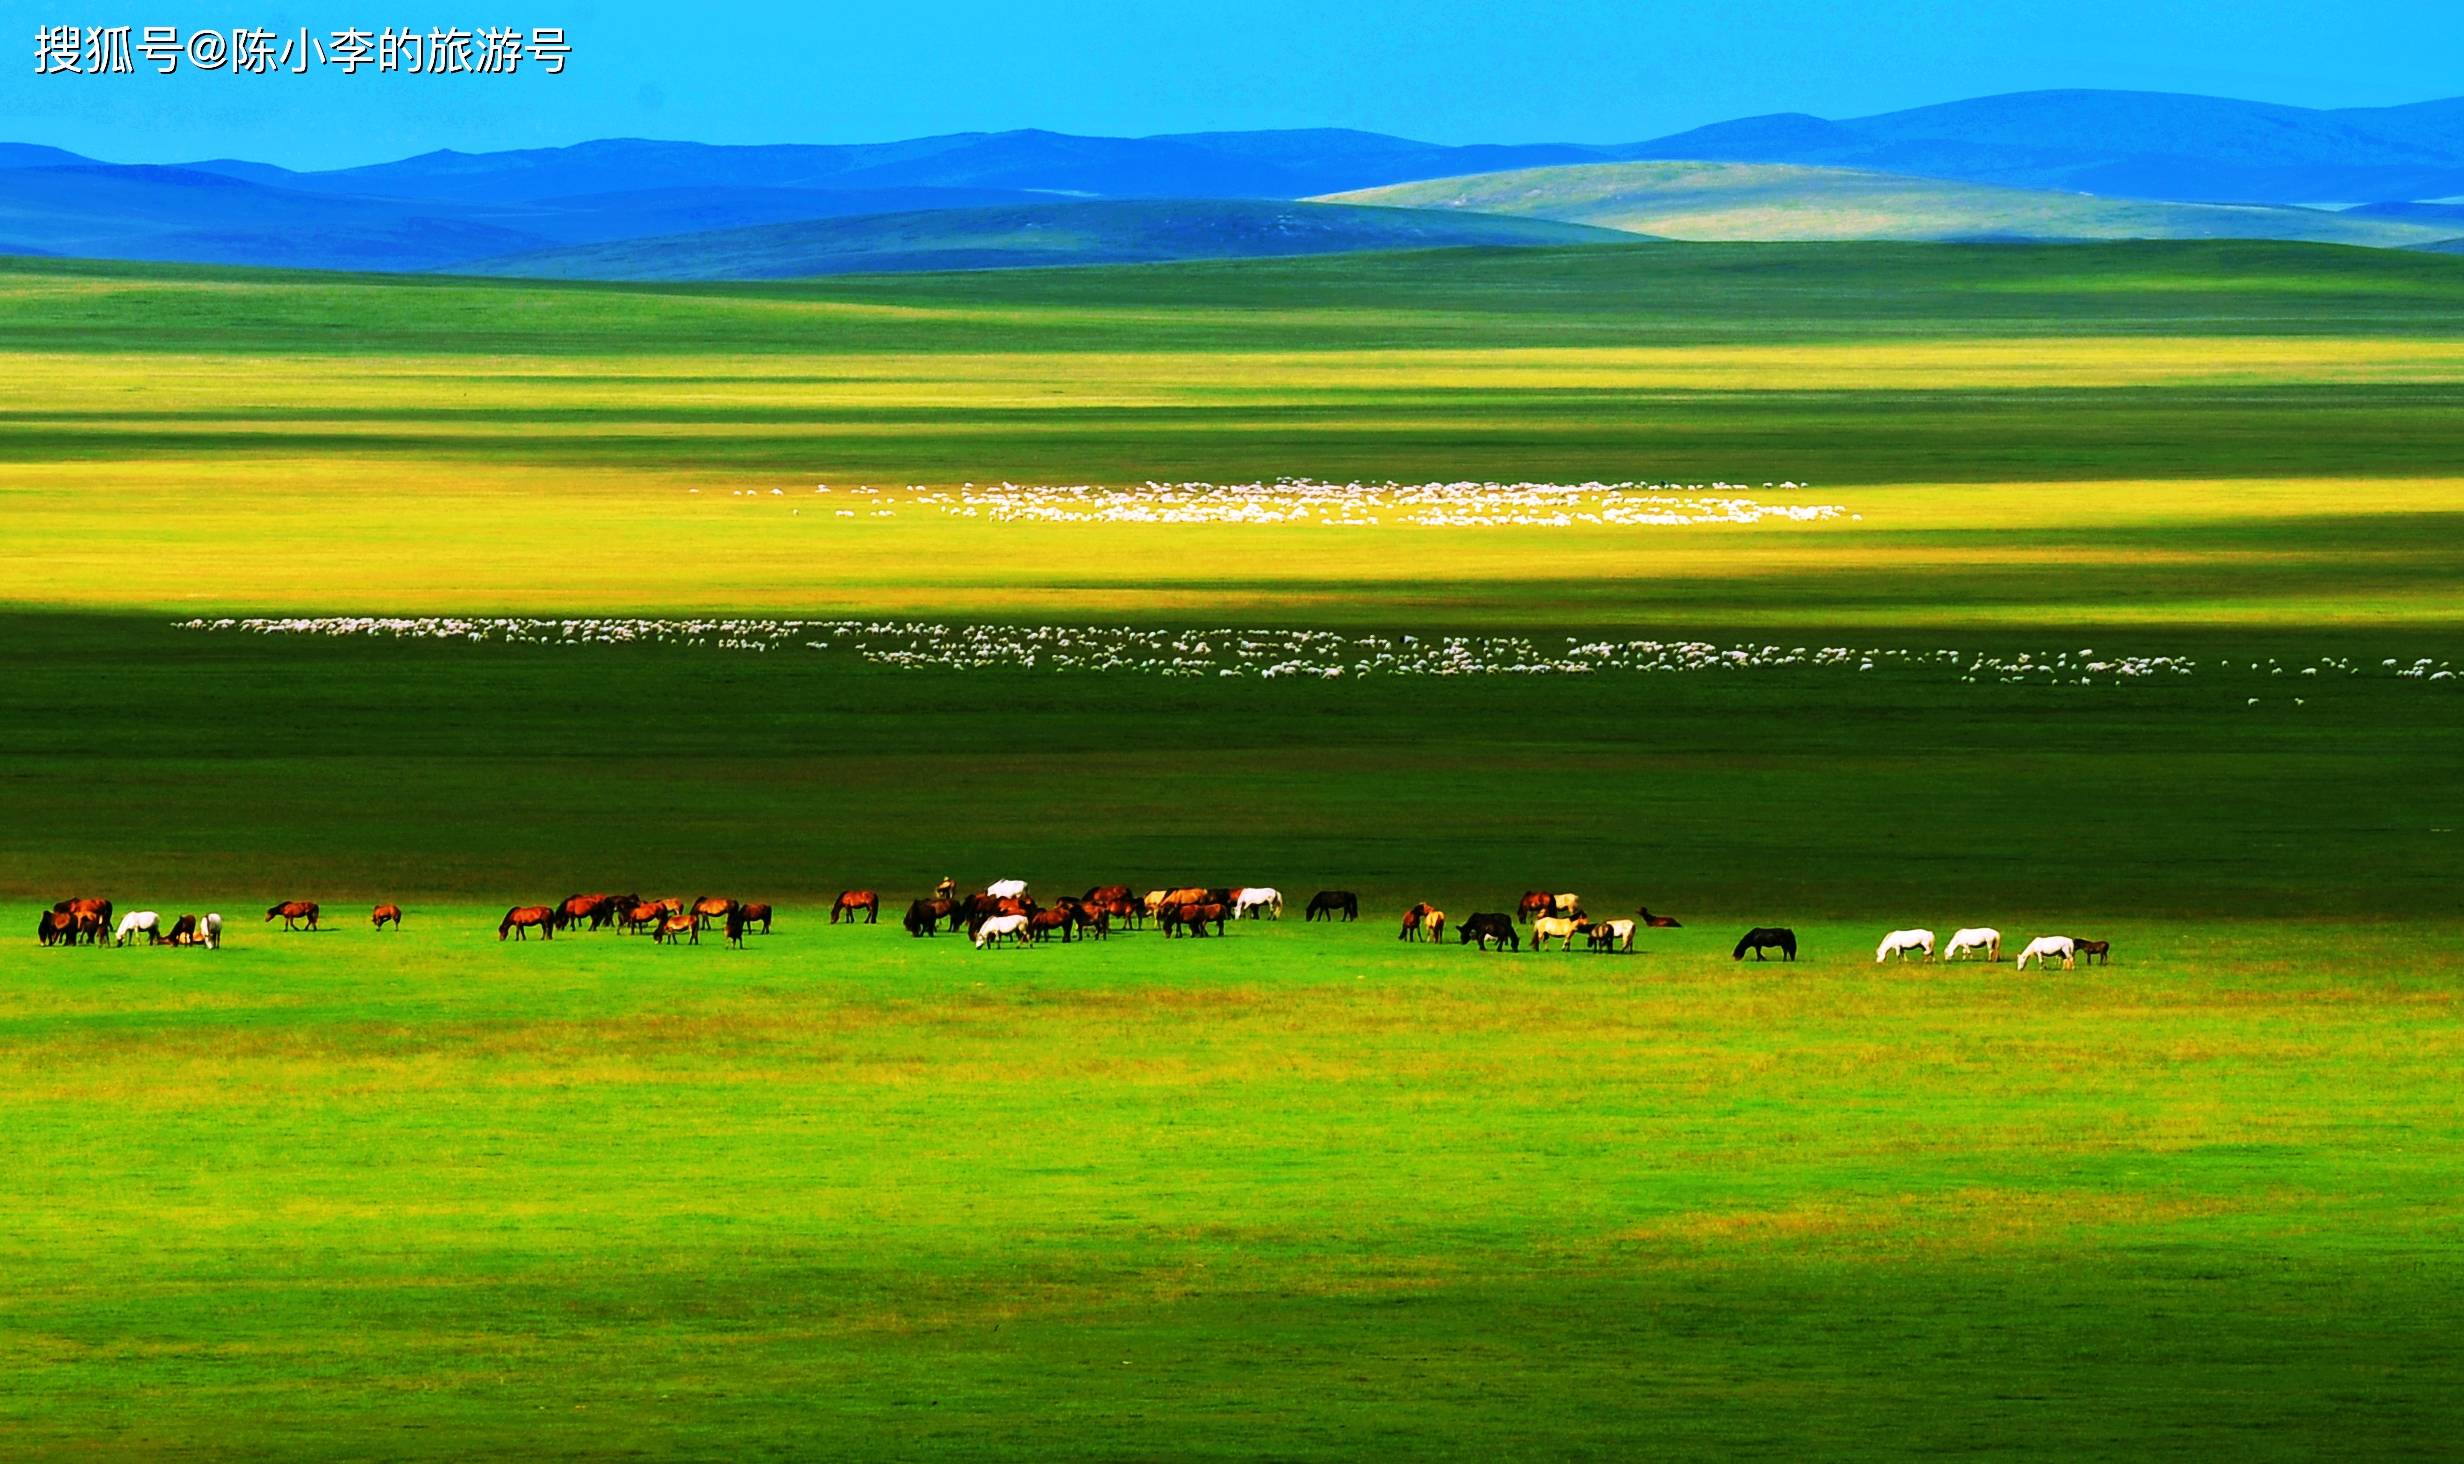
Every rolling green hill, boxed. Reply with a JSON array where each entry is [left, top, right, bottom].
[[1323, 161, 2451, 245], [456, 197, 1639, 280]]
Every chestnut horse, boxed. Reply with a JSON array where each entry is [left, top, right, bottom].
[[498, 905, 555, 941], [653, 914, 699, 945], [738, 902, 773, 934], [1399, 902, 1436, 941], [830, 890, 878, 925], [371, 903, 403, 931], [265, 900, 320, 931], [619, 901, 664, 934], [690, 896, 735, 930]]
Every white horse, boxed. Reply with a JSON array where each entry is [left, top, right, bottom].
[[1589, 918, 1636, 952], [202, 912, 221, 949], [2014, 935, 2076, 971], [1233, 887, 1283, 920], [1944, 927, 2002, 962], [113, 910, 161, 947], [985, 879, 1028, 901], [972, 913, 1031, 949], [1876, 928, 1935, 962]]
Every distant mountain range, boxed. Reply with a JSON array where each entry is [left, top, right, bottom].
[[1328, 163, 2449, 247], [458, 199, 1638, 281], [4, 89, 2463, 278]]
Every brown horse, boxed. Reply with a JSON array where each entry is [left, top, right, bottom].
[[1083, 884, 1133, 907], [2073, 938, 2111, 966], [1175, 902, 1227, 937], [830, 890, 878, 925], [371, 903, 403, 931], [265, 900, 320, 931], [725, 906, 752, 948], [653, 914, 698, 945], [1027, 907, 1075, 943], [619, 901, 664, 934], [738, 901, 773, 934], [1636, 907, 1683, 929], [498, 905, 556, 941], [690, 896, 735, 930], [36, 910, 75, 945], [905, 898, 955, 937], [558, 893, 616, 931], [165, 914, 200, 944], [1399, 902, 1436, 941]]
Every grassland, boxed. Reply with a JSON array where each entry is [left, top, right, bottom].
[[1325, 162, 2451, 246], [1, 242, 2460, 1457]]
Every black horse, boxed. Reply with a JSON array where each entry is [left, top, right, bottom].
[[2073, 938, 2111, 966], [1732, 927, 1797, 961], [905, 898, 952, 937], [1458, 913, 1519, 951], [1304, 890, 1358, 922]]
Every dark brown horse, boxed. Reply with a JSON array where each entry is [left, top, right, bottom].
[[498, 905, 555, 941], [725, 906, 752, 948], [165, 914, 200, 944], [1083, 884, 1134, 907], [1636, 907, 1683, 928], [1460, 913, 1519, 951], [36, 910, 75, 945], [1305, 890, 1358, 922], [2073, 938, 2111, 966], [905, 898, 954, 937], [1732, 928, 1797, 961], [1027, 907, 1075, 943], [830, 890, 878, 925], [371, 903, 403, 931], [265, 900, 320, 931], [738, 901, 773, 934], [1399, 902, 1436, 941]]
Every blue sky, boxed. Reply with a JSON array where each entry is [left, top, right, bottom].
[[10, 0, 2461, 168]]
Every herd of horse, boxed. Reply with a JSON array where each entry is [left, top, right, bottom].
[[31, 886, 2112, 969], [1875, 927, 2110, 969]]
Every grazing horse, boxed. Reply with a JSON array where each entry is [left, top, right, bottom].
[[1944, 927, 2001, 962], [1305, 890, 1358, 923], [1027, 907, 1076, 943], [36, 910, 75, 945], [738, 902, 773, 934], [1181, 902, 1228, 937], [619, 901, 664, 934], [557, 893, 615, 931], [1733, 927, 1797, 961], [499, 905, 557, 941], [1636, 907, 1682, 929], [653, 914, 699, 945], [1423, 910, 1447, 944], [830, 890, 879, 925], [1530, 915, 1591, 952], [725, 906, 752, 948], [1590, 918, 1637, 953], [164, 914, 199, 945], [266, 900, 320, 931], [2073, 938, 2111, 966], [906, 898, 957, 937], [1233, 887, 1283, 920], [972, 913, 1032, 949], [2014, 935, 2076, 971], [1459, 913, 1519, 951], [371, 903, 404, 931], [690, 896, 736, 930], [1875, 929, 1934, 963], [54, 897, 113, 934], [1399, 902, 1436, 941], [985, 879, 1028, 901], [113, 910, 162, 947]]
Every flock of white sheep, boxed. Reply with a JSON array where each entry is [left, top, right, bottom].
[[180, 616, 2458, 691]]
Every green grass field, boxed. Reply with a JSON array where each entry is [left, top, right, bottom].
[[2, 241, 2460, 1457]]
